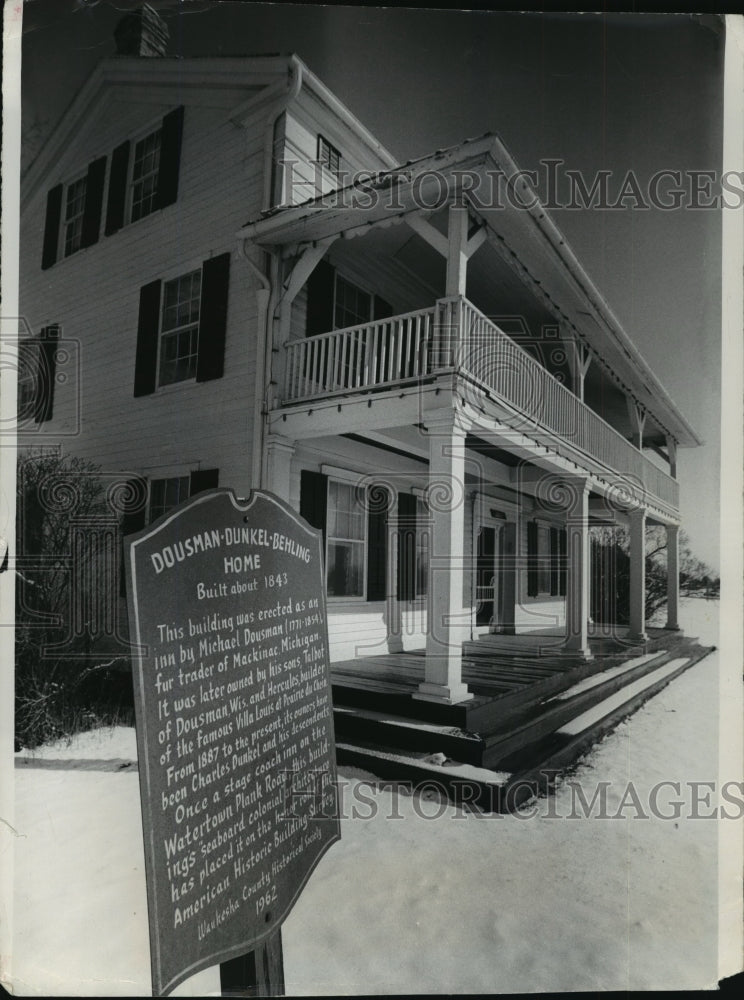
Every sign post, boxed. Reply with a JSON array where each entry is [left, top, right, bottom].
[[124, 489, 339, 997]]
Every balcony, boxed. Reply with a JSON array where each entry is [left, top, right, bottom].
[[281, 296, 679, 513]]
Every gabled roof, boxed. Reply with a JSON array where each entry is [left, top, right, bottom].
[[21, 52, 397, 209], [238, 134, 702, 449]]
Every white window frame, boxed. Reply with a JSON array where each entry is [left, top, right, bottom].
[[325, 474, 367, 602], [60, 172, 87, 259], [128, 120, 163, 225], [156, 265, 202, 388]]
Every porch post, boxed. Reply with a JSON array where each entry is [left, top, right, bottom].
[[265, 434, 295, 504], [445, 204, 470, 297], [665, 523, 681, 631], [564, 477, 592, 659], [628, 507, 648, 641], [415, 412, 472, 704]]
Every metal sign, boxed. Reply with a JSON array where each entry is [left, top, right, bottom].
[[125, 489, 339, 996]]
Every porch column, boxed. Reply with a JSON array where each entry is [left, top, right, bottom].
[[415, 412, 472, 704], [265, 434, 295, 503], [628, 507, 648, 642], [665, 523, 681, 631], [445, 204, 470, 297], [564, 477, 592, 659]]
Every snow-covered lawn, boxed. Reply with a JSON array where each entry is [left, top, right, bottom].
[[8, 599, 731, 994]]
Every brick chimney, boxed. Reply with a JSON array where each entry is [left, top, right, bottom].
[[114, 4, 169, 57]]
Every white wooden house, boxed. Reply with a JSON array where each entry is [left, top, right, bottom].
[[19, 42, 701, 709]]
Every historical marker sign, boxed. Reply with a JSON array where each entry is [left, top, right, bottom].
[[124, 489, 340, 996]]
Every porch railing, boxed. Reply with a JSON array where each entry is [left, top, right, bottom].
[[281, 295, 679, 511], [283, 305, 436, 401]]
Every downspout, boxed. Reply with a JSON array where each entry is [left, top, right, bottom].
[[262, 55, 303, 212], [242, 241, 272, 489], [243, 56, 303, 490]]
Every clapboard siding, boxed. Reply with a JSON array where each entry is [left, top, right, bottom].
[[20, 96, 267, 496]]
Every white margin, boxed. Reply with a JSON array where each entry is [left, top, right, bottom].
[[0, 0, 23, 992], [719, 12, 744, 986]]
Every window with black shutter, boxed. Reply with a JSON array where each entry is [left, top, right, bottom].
[[133, 253, 230, 396], [108, 106, 184, 232], [299, 470, 328, 554]]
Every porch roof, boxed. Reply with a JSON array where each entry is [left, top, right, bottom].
[[238, 134, 702, 450]]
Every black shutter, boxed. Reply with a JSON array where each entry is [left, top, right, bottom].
[[366, 487, 388, 602], [120, 475, 148, 596], [559, 528, 567, 597], [196, 253, 231, 382], [156, 106, 185, 210], [105, 140, 130, 235], [550, 527, 559, 597], [374, 296, 393, 319], [527, 520, 538, 598], [190, 468, 219, 497], [35, 326, 60, 423], [81, 156, 107, 248], [306, 259, 335, 336], [397, 492, 417, 601], [300, 470, 328, 553], [134, 280, 162, 397], [41, 184, 63, 269]]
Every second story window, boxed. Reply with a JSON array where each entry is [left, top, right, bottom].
[[158, 269, 201, 386], [317, 135, 341, 176], [62, 176, 87, 257], [130, 126, 162, 223], [133, 252, 231, 398], [334, 273, 371, 329], [41, 157, 107, 270]]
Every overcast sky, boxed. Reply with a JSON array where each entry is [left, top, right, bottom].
[[19, 1, 724, 570]]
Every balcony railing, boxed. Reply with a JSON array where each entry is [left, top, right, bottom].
[[281, 296, 679, 512]]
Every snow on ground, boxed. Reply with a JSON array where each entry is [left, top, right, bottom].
[[9, 599, 727, 995]]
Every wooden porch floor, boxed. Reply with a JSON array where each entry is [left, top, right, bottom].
[[330, 626, 673, 702]]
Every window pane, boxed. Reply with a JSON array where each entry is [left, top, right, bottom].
[[327, 541, 364, 597], [131, 128, 162, 223], [149, 475, 190, 522], [158, 269, 201, 385]]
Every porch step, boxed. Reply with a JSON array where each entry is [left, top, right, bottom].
[[333, 704, 485, 765], [333, 640, 714, 812], [480, 645, 695, 768], [497, 641, 715, 811]]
